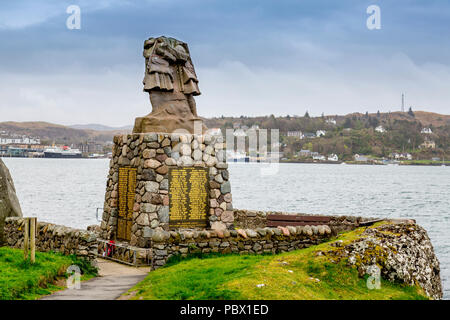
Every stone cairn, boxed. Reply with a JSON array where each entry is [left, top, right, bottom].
[[96, 36, 237, 264], [100, 132, 233, 249]]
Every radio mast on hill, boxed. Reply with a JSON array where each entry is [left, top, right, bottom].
[[401, 93, 405, 112]]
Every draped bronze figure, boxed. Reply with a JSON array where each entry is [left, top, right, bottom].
[[133, 36, 207, 134]]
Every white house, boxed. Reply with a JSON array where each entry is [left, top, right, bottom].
[[303, 132, 316, 139], [207, 128, 222, 136], [375, 126, 386, 133], [328, 154, 339, 162], [226, 150, 247, 162], [326, 119, 337, 125], [391, 153, 412, 160], [421, 128, 433, 134], [298, 149, 312, 157], [24, 137, 41, 144], [233, 129, 247, 137], [420, 139, 436, 149], [391, 152, 400, 160], [0, 136, 40, 145], [313, 154, 326, 161], [316, 130, 326, 137], [287, 131, 303, 139]]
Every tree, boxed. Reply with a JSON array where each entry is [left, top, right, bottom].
[[408, 107, 415, 117], [343, 118, 352, 129], [224, 121, 233, 128], [377, 110, 381, 118], [368, 116, 379, 128], [304, 111, 310, 118]]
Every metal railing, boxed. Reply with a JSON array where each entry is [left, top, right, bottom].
[[97, 239, 151, 267], [95, 208, 103, 222]]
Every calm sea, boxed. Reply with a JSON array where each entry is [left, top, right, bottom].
[[3, 158, 450, 299]]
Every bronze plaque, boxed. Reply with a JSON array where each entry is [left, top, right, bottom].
[[117, 167, 136, 241], [169, 167, 209, 229]]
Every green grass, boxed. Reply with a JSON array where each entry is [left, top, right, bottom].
[[127, 225, 428, 300], [0, 247, 97, 300], [401, 160, 450, 165]]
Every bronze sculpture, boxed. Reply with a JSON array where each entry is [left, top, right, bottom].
[[133, 36, 207, 134]]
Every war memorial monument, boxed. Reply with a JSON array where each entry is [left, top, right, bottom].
[[100, 36, 233, 250]]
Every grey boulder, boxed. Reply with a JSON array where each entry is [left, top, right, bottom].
[[0, 159, 23, 245]]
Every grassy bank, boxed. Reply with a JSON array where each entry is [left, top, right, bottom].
[[400, 160, 450, 166], [126, 225, 428, 300], [0, 247, 97, 300]]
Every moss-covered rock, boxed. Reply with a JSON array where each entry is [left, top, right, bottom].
[[325, 222, 442, 299]]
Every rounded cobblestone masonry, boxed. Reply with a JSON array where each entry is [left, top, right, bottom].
[[100, 133, 233, 248], [97, 240, 151, 266], [149, 225, 333, 269], [5, 217, 98, 262]]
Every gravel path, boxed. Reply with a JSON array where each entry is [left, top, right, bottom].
[[40, 259, 150, 300]]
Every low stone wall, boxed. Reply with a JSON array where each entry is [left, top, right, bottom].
[[4, 217, 98, 262], [97, 239, 151, 266], [233, 210, 268, 229], [149, 225, 333, 269], [233, 209, 371, 234]]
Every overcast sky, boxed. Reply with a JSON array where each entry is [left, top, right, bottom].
[[0, 0, 449, 126]]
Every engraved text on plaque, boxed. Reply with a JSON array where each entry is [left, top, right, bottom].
[[117, 167, 136, 241], [169, 167, 209, 229]]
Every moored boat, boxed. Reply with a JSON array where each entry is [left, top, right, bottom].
[[44, 146, 82, 158]]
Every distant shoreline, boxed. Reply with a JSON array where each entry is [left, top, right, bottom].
[[1, 156, 449, 167], [0, 155, 109, 160], [279, 160, 449, 166]]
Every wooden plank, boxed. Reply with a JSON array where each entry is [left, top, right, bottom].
[[30, 218, 36, 264], [267, 221, 327, 227], [267, 214, 331, 222], [23, 218, 29, 260], [359, 219, 384, 227]]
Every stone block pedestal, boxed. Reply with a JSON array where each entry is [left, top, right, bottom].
[[100, 132, 233, 248]]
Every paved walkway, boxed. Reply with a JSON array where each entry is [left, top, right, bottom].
[[40, 259, 150, 300]]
